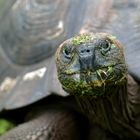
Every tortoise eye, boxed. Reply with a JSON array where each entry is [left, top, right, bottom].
[[100, 40, 111, 55], [61, 46, 73, 64], [63, 47, 72, 59]]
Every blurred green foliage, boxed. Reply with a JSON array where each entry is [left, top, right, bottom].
[[0, 119, 15, 136]]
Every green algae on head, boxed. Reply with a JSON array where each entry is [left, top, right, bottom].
[[55, 33, 127, 97], [71, 33, 120, 47], [72, 34, 93, 45]]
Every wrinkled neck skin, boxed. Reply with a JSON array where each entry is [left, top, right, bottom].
[[76, 74, 140, 139]]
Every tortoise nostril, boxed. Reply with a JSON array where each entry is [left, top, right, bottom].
[[80, 49, 90, 54]]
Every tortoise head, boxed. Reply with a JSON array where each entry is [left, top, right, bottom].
[[55, 33, 127, 97]]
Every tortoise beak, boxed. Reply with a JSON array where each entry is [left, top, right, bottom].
[[78, 44, 96, 72]]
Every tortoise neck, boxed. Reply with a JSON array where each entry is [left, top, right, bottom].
[[76, 79, 133, 138], [76, 81, 128, 120]]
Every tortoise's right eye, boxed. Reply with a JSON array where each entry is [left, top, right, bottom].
[[60, 46, 73, 64], [63, 47, 72, 59]]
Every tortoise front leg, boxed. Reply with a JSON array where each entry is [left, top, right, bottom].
[[0, 108, 86, 140]]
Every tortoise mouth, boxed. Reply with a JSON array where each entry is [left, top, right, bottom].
[[63, 65, 115, 83], [58, 63, 127, 96]]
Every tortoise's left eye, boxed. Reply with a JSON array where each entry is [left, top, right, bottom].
[[100, 40, 111, 55]]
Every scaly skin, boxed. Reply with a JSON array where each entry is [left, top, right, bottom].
[[55, 33, 140, 139], [0, 104, 119, 140], [0, 107, 84, 140]]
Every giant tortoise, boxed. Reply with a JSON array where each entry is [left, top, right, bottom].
[[0, 0, 140, 140]]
